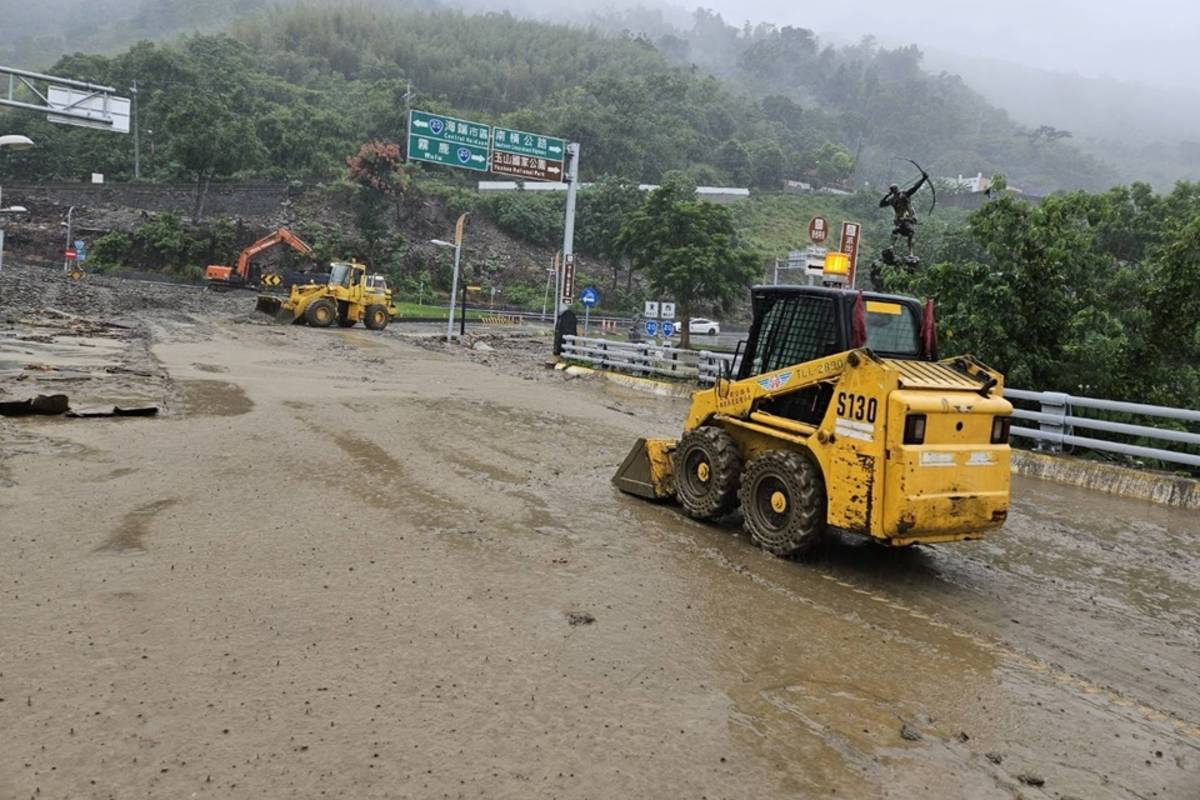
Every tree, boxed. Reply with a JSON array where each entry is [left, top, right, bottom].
[[616, 173, 758, 347], [345, 141, 407, 263], [749, 141, 786, 189], [163, 92, 261, 221], [576, 175, 643, 291], [714, 140, 752, 185]]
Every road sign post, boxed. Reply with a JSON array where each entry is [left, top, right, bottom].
[[559, 143, 580, 312], [808, 215, 829, 244], [407, 110, 490, 172], [839, 221, 862, 287], [580, 286, 598, 335]]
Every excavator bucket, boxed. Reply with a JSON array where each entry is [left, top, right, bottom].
[[612, 438, 677, 500]]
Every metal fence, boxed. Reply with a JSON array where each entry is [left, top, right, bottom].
[[1006, 389, 1200, 468], [561, 335, 735, 383], [560, 338, 1200, 469]]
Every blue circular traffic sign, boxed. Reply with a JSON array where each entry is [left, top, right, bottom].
[[645, 320, 658, 337], [429, 118, 445, 135], [580, 287, 599, 308], [661, 320, 675, 338], [457, 147, 471, 164]]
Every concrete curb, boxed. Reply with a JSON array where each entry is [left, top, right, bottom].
[[555, 362, 695, 398], [1011, 450, 1199, 509]]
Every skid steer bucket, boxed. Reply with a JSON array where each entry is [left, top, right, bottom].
[[612, 438, 677, 500]]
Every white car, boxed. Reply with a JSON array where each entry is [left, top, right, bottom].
[[688, 318, 720, 335]]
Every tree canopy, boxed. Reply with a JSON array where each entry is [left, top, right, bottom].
[[616, 173, 759, 346]]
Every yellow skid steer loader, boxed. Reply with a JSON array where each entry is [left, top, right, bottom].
[[613, 286, 1012, 555]]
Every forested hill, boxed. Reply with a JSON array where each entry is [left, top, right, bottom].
[[0, 2, 1113, 193]]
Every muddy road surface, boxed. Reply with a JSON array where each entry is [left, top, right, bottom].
[[1, 265, 1198, 799]]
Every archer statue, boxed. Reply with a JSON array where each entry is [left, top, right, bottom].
[[878, 160, 935, 266]]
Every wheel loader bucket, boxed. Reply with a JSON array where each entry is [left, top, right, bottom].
[[255, 294, 297, 323], [256, 295, 282, 316], [612, 438, 677, 500]]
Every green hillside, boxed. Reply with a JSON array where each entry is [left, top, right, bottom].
[[0, 3, 1113, 194]]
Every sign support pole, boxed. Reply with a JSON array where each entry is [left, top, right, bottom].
[[559, 142, 579, 313]]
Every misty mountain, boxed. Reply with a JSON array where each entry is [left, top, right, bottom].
[[921, 48, 1200, 188], [0, 0, 1123, 192]]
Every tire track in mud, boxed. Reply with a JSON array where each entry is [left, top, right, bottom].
[[633, 502, 1200, 745]]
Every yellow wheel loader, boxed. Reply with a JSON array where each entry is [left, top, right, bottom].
[[255, 260, 395, 330], [613, 285, 1012, 556]]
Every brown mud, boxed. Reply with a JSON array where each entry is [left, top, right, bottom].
[[0, 262, 1197, 799]]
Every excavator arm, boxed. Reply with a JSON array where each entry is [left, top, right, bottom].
[[207, 227, 316, 286], [232, 228, 315, 282]]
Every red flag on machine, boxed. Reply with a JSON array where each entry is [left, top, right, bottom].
[[921, 299, 938, 360], [851, 291, 868, 348]]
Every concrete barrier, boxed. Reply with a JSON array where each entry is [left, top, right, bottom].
[[1012, 450, 1200, 509]]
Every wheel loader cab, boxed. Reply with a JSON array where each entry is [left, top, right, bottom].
[[328, 262, 362, 289]]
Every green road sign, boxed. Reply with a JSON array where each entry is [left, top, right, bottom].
[[408, 133, 488, 171], [492, 126, 566, 161], [408, 110, 491, 172]]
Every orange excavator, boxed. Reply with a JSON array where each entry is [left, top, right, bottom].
[[205, 228, 318, 290]]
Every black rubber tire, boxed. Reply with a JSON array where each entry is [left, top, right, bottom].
[[738, 449, 826, 557], [305, 298, 336, 328], [673, 426, 742, 520], [364, 304, 389, 331], [707, 328, 717, 335]]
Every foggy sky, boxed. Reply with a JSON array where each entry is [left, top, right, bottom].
[[700, 0, 1199, 90]]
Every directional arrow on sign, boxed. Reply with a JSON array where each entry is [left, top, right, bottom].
[[412, 117, 429, 129]]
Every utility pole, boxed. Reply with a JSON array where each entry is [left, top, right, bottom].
[[131, 80, 140, 179], [554, 142, 580, 331]]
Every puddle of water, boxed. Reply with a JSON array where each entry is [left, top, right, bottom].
[[179, 379, 254, 416], [97, 498, 178, 552]]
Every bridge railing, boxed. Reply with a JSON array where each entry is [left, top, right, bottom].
[[562, 335, 740, 383], [559, 339, 1200, 468], [1005, 388, 1200, 468]]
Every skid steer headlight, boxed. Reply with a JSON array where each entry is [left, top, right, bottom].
[[903, 414, 926, 445], [991, 416, 1012, 444]]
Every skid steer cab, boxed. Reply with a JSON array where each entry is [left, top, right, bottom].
[[614, 285, 1012, 556], [255, 260, 395, 330]]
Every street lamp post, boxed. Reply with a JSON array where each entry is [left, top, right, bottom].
[[0, 134, 35, 273], [430, 213, 469, 343], [62, 206, 75, 273]]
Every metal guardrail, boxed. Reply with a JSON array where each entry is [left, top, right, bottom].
[[1006, 388, 1200, 467], [560, 338, 1200, 469], [561, 335, 736, 383]]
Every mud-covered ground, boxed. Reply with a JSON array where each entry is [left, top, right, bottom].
[[1, 263, 1198, 799]]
